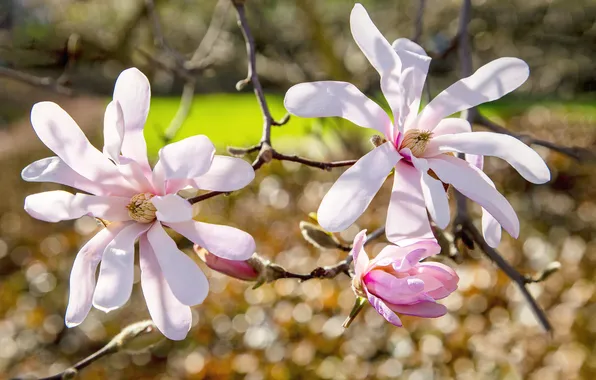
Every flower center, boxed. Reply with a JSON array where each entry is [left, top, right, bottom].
[[399, 129, 433, 157], [127, 193, 157, 223]]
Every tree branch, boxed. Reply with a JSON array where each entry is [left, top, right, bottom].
[[0, 66, 73, 96]]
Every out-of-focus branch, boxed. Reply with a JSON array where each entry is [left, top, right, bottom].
[[412, 0, 426, 44], [14, 321, 159, 380], [0, 67, 73, 96]]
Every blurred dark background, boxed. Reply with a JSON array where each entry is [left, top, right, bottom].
[[0, 0, 595, 379]]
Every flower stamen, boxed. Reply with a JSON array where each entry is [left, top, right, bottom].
[[399, 129, 433, 157], [127, 193, 157, 223]]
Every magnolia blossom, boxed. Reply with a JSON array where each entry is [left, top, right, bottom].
[[21, 68, 256, 340], [284, 4, 550, 247], [194, 245, 260, 281], [351, 230, 458, 326]]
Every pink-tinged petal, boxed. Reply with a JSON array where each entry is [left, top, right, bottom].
[[365, 289, 402, 327], [386, 161, 435, 245], [93, 222, 151, 312], [410, 154, 450, 229], [103, 100, 125, 163], [146, 223, 209, 306], [350, 4, 401, 76], [139, 236, 192, 340], [113, 68, 151, 171], [427, 155, 520, 238], [392, 38, 431, 130], [168, 220, 255, 261], [24, 190, 84, 222], [416, 262, 459, 291], [430, 118, 472, 137], [394, 241, 441, 271], [117, 157, 155, 194], [152, 135, 215, 193], [190, 156, 255, 192], [318, 142, 400, 232], [388, 300, 447, 318], [151, 194, 193, 223], [65, 222, 128, 327], [427, 132, 550, 184], [73, 194, 132, 222], [21, 157, 107, 196], [371, 245, 410, 267], [351, 229, 369, 278], [364, 270, 425, 304], [283, 81, 392, 137], [30, 102, 134, 195], [416, 58, 529, 130]]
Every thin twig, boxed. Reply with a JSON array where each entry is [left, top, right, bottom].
[[0, 67, 73, 95], [412, 0, 426, 44], [185, 0, 231, 71], [272, 151, 356, 171]]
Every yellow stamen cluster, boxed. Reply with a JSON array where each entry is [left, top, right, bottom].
[[127, 193, 157, 223], [399, 129, 433, 157]]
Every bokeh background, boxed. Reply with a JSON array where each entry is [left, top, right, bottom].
[[1, 0, 595, 379]]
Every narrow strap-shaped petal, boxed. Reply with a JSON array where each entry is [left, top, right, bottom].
[[168, 220, 255, 261], [24, 190, 85, 223], [284, 81, 392, 137], [22, 156, 109, 196], [65, 222, 128, 327], [318, 142, 400, 232], [426, 131, 550, 184], [117, 157, 156, 194], [393, 240, 441, 272], [350, 4, 401, 76], [387, 300, 447, 318], [152, 194, 193, 223], [392, 38, 431, 131], [103, 100, 125, 163], [386, 161, 435, 245], [427, 155, 520, 238], [139, 235, 192, 340], [146, 223, 209, 306], [430, 118, 472, 137], [152, 135, 215, 194], [190, 156, 255, 192], [73, 194, 132, 222], [93, 222, 151, 312], [113, 68, 152, 171], [30, 102, 134, 195], [410, 153, 450, 229], [416, 58, 529, 130], [365, 288, 402, 327], [351, 229, 369, 278]]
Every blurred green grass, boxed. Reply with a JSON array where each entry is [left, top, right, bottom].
[[144, 93, 596, 156]]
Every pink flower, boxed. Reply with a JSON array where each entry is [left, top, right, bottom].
[[284, 4, 550, 247], [351, 230, 458, 326], [21, 68, 256, 340], [194, 245, 260, 281]]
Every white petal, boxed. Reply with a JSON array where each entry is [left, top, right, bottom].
[[139, 236, 192, 340], [350, 4, 400, 75], [392, 38, 431, 130], [427, 155, 519, 238], [410, 155, 450, 229], [21, 156, 107, 195], [191, 156, 255, 192], [24, 190, 84, 222], [317, 142, 400, 232], [152, 194, 193, 223], [416, 58, 529, 130], [73, 194, 132, 222], [426, 132, 550, 184], [430, 118, 472, 137], [284, 81, 392, 137], [65, 223, 127, 327], [93, 222, 151, 312], [113, 68, 151, 171], [30, 102, 133, 195], [386, 161, 435, 245], [103, 100, 125, 163], [146, 223, 209, 306], [152, 135, 215, 194], [169, 220, 256, 261], [465, 153, 484, 170]]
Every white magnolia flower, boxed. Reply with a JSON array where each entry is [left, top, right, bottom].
[[22, 68, 256, 340], [284, 4, 549, 247]]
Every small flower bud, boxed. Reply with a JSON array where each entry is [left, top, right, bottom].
[[370, 135, 387, 147], [195, 245, 260, 281], [299, 221, 341, 249]]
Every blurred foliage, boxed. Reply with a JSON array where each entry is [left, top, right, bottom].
[[0, 0, 595, 380]]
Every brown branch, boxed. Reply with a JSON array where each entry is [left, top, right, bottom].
[[412, 0, 426, 43], [272, 151, 356, 171], [0, 66, 73, 96]]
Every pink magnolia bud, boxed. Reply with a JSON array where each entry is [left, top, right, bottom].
[[194, 245, 260, 281], [351, 230, 459, 327]]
